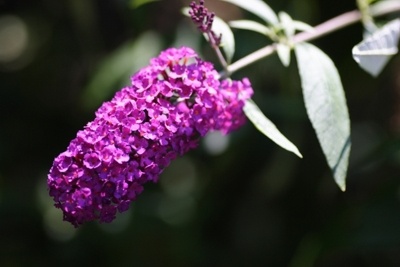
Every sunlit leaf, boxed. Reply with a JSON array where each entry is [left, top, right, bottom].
[[81, 31, 162, 110], [295, 42, 351, 191], [279, 12, 313, 36], [276, 12, 293, 67], [229, 20, 272, 36], [276, 43, 291, 66], [221, 0, 278, 25], [279, 11, 295, 37], [212, 16, 235, 63], [243, 99, 303, 158], [370, 0, 400, 16], [293, 21, 314, 32], [352, 19, 400, 77]]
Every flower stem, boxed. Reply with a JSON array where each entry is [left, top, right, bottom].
[[357, 0, 378, 33], [224, 2, 400, 76], [208, 32, 229, 71]]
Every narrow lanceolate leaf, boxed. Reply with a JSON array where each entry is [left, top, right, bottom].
[[212, 16, 235, 63], [243, 99, 303, 158], [292, 21, 314, 33], [276, 43, 291, 67], [279, 11, 295, 37], [229, 20, 272, 36], [370, 0, 400, 17], [295, 42, 351, 191], [352, 19, 400, 77], [221, 0, 278, 25]]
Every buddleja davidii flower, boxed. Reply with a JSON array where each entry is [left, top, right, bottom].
[[215, 78, 254, 133], [48, 46, 253, 227]]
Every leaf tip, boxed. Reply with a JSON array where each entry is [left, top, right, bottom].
[[338, 183, 346, 192], [292, 148, 303, 158]]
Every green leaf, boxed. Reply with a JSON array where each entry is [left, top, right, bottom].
[[81, 31, 162, 110], [295, 42, 351, 191], [212, 16, 235, 63], [276, 43, 291, 67], [243, 99, 303, 158], [279, 11, 295, 37], [130, 0, 159, 9], [278, 12, 314, 36], [370, 0, 400, 16], [221, 0, 278, 25], [292, 21, 314, 33], [229, 20, 272, 36], [352, 18, 400, 77]]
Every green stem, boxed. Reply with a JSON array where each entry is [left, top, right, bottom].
[[223, 2, 400, 76], [357, 0, 378, 33]]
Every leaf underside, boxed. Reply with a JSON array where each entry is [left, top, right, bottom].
[[295, 42, 351, 191], [352, 19, 400, 77], [243, 99, 303, 158], [221, 0, 278, 25]]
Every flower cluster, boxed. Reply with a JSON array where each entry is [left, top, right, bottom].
[[48, 47, 253, 227]]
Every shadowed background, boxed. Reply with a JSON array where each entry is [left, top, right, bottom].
[[1, 0, 400, 266]]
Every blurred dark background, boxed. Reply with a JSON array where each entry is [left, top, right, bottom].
[[1, 0, 400, 266]]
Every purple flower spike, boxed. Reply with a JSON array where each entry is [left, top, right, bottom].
[[48, 47, 253, 227], [189, 0, 222, 46]]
